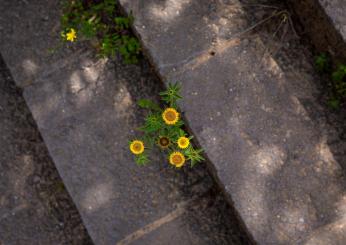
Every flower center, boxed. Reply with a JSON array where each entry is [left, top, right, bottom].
[[133, 143, 142, 151], [165, 111, 176, 121], [172, 155, 183, 164], [159, 137, 170, 146]]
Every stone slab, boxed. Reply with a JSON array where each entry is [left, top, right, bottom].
[[119, 0, 346, 244], [0, 1, 253, 244], [21, 51, 250, 245], [318, 0, 346, 43]]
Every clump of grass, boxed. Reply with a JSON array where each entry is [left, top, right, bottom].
[[314, 53, 346, 109], [60, 0, 140, 64], [129, 83, 205, 168]]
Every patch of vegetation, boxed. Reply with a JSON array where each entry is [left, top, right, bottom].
[[129, 83, 205, 168], [314, 53, 346, 109], [60, 0, 141, 64]]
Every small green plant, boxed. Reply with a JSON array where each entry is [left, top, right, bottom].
[[314, 53, 346, 109], [314, 53, 330, 73], [60, 0, 140, 64], [129, 83, 205, 168]]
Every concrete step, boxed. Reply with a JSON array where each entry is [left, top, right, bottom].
[[0, 0, 252, 244], [118, 0, 346, 244]]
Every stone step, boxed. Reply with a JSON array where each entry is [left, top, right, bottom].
[[0, 0, 252, 244], [118, 0, 346, 244]]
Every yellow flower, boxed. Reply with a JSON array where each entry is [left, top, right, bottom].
[[169, 152, 185, 168], [177, 136, 189, 149], [130, 140, 144, 155], [162, 108, 179, 125], [158, 136, 170, 149], [66, 28, 77, 42]]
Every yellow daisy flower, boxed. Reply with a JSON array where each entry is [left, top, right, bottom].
[[130, 140, 144, 155], [66, 28, 77, 42], [177, 136, 189, 149], [162, 108, 179, 125], [169, 152, 185, 168], [158, 136, 170, 149]]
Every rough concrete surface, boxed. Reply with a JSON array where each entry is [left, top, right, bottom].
[[21, 49, 251, 245], [0, 55, 92, 245], [318, 0, 346, 42], [0, 1, 252, 244], [0, 0, 82, 88], [118, 0, 346, 244]]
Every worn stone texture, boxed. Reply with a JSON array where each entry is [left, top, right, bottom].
[[318, 0, 346, 42], [119, 0, 346, 244], [0, 0, 84, 88], [21, 51, 250, 245], [0, 1, 253, 244]]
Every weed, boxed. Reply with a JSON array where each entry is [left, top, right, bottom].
[[314, 53, 330, 73], [314, 53, 346, 109], [129, 83, 205, 168], [60, 0, 140, 64]]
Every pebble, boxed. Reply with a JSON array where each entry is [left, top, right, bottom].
[[33, 175, 40, 183], [242, 39, 249, 46]]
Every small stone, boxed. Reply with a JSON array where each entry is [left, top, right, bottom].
[[33, 175, 40, 183], [242, 39, 249, 46]]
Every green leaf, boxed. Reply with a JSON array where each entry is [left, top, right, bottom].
[[332, 70, 344, 83], [185, 146, 205, 167], [159, 82, 182, 107], [139, 114, 163, 133], [314, 53, 330, 73], [80, 20, 96, 38], [137, 99, 161, 111], [327, 98, 340, 110], [135, 154, 149, 165]]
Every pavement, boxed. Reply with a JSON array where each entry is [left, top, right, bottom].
[[0, 0, 252, 244], [118, 0, 346, 244]]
